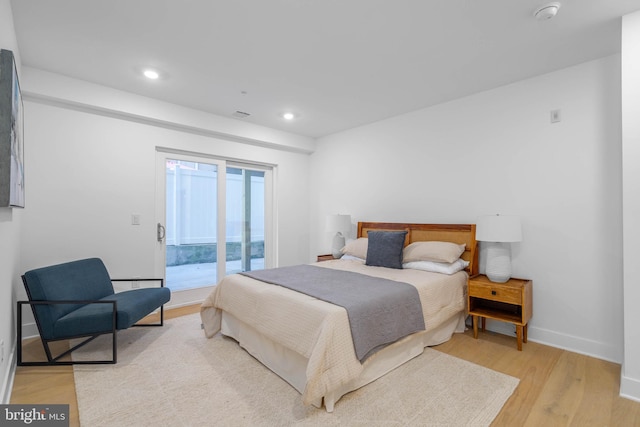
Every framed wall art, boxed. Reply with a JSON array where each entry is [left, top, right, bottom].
[[0, 49, 24, 208]]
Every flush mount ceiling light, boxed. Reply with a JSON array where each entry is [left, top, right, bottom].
[[534, 2, 561, 21], [143, 69, 160, 80], [282, 112, 296, 120]]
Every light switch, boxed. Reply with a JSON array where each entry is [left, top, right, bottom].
[[131, 214, 141, 225]]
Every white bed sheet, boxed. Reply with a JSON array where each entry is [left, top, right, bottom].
[[200, 259, 467, 411], [220, 308, 465, 411]]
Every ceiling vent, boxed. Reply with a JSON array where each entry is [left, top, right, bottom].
[[232, 110, 251, 119]]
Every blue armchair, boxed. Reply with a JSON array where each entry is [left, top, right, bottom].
[[18, 258, 171, 365]]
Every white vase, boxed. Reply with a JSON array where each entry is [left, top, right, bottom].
[[485, 241, 512, 283], [331, 233, 345, 258]]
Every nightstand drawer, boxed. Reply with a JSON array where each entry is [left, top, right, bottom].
[[467, 275, 532, 351], [468, 283, 521, 304]]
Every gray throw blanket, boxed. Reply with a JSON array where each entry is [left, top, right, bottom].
[[241, 265, 425, 362]]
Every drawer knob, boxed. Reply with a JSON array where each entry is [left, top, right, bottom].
[[491, 290, 497, 295]]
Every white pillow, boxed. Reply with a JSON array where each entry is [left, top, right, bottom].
[[403, 258, 469, 275], [341, 238, 368, 260], [340, 254, 365, 263], [403, 241, 466, 264]]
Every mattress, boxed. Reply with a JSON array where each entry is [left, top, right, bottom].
[[200, 259, 467, 411]]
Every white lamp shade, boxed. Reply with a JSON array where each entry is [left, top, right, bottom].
[[476, 215, 522, 243]]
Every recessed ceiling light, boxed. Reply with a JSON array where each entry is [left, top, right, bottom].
[[534, 2, 561, 21], [143, 69, 160, 80], [282, 112, 295, 120]]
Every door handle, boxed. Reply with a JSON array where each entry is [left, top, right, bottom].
[[157, 223, 166, 242]]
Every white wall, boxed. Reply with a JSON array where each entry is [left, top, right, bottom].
[[22, 68, 315, 155], [310, 55, 624, 363], [16, 68, 312, 322], [621, 10, 640, 402], [0, 0, 21, 404], [5, 2, 637, 404], [18, 69, 313, 275]]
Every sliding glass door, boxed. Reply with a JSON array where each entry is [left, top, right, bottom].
[[156, 150, 273, 305], [225, 166, 266, 275]]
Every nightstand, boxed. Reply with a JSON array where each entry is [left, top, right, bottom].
[[317, 254, 334, 262], [467, 275, 533, 351]]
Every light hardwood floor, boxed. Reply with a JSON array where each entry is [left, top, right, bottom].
[[11, 306, 640, 426], [10, 305, 200, 427]]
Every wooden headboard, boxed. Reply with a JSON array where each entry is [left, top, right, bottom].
[[357, 222, 478, 276]]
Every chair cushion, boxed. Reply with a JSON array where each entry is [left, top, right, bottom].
[[108, 288, 172, 328], [23, 258, 115, 339], [53, 287, 171, 339]]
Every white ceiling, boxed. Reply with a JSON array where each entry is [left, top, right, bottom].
[[10, 0, 640, 138]]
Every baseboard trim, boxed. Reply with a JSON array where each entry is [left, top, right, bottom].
[[481, 319, 622, 364], [1, 342, 16, 404], [621, 373, 640, 402], [21, 322, 39, 340], [166, 300, 202, 310]]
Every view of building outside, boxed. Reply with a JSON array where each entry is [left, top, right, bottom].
[[165, 160, 265, 291]]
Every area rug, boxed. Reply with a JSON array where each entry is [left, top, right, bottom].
[[73, 314, 518, 426]]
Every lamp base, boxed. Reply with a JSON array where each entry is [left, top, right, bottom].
[[485, 242, 512, 283], [331, 233, 345, 258]]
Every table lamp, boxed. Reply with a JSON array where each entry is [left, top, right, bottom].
[[326, 214, 351, 258], [476, 214, 522, 283]]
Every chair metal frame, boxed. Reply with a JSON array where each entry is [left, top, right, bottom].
[[17, 277, 165, 366]]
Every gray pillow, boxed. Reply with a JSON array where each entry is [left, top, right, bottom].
[[365, 231, 407, 269]]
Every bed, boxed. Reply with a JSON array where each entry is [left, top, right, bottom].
[[200, 222, 478, 412]]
